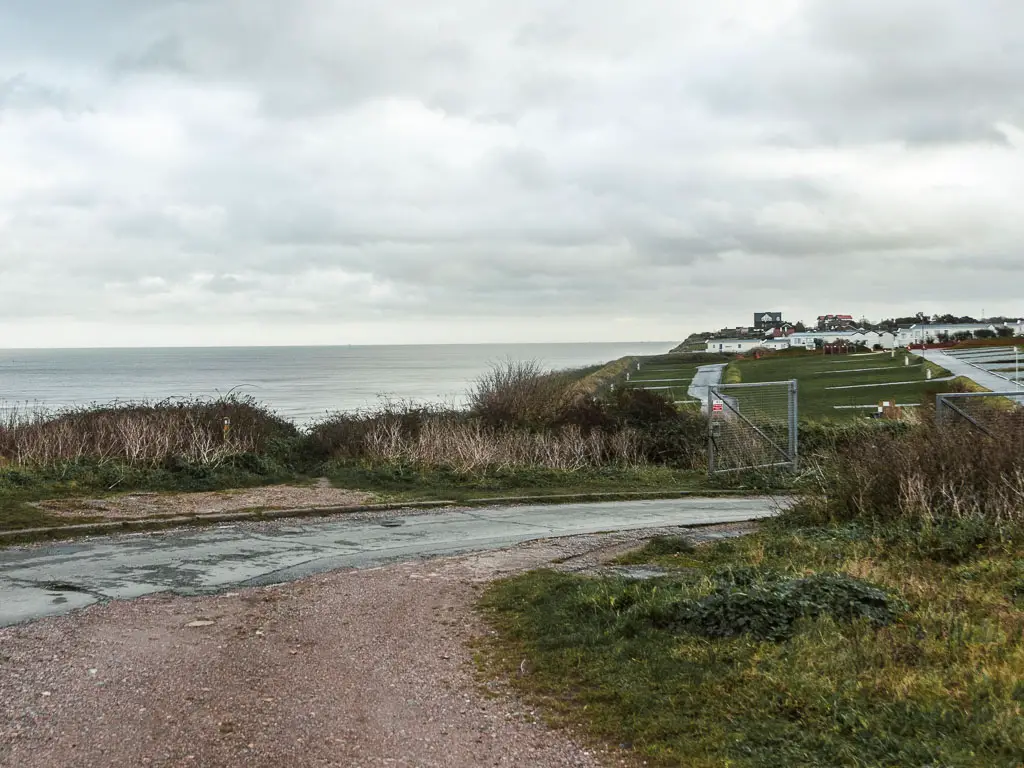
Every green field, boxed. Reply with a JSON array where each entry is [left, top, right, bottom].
[[620, 350, 954, 417], [733, 351, 955, 420], [626, 354, 729, 404]]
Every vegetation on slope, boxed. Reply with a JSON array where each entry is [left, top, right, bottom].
[[0, 361, 713, 530], [480, 518, 1024, 767], [477, 403, 1024, 767]]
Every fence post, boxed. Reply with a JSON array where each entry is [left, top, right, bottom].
[[788, 379, 799, 470], [707, 388, 716, 476]]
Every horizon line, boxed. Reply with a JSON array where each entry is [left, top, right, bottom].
[[0, 340, 679, 352]]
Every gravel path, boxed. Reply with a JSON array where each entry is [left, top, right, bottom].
[[0, 524, 752, 768]]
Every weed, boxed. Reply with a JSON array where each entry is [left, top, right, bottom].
[[633, 535, 695, 558]]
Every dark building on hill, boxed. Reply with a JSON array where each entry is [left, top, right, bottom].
[[753, 312, 783, 330]]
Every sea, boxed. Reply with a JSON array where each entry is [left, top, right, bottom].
[[0, 343, 674, 423]]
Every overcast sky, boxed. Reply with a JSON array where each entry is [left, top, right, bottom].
[[1, 0, 1022, 347]]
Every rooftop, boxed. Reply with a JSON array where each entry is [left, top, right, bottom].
[[904, 323, 995, 331], [789, 330, 868, 338]]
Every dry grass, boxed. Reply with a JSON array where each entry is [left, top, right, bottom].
[[806, 406, 1024, 523], [572, 356, 636, 397], [0, 396, 295, 469], [1, 361, 704, 483], [358, 418, 646, 472], [308, 363, 710, 473]]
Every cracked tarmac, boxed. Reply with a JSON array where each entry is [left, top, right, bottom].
[[0, 496, 784, 626]]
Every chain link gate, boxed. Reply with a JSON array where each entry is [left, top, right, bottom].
[[936, 392, 1024, 436], [708, 380, 798, 475]]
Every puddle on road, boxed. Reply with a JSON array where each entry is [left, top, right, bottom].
[[43, 581, 92, 593]]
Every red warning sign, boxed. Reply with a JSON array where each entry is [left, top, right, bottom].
[[712, 400, 724, 412]]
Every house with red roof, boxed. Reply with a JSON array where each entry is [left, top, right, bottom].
[[817, 314, 856, 331]]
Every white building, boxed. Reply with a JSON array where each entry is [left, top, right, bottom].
[[895, 324, 997, 346], [704, 337, 794, 353], [999, 320, 1024, 336], [860, 331, 897, 349], [787, 330, 896, 350], [705, 338, 769, 353]]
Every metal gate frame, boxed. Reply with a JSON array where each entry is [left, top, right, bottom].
[[936, 391, 1024, 436], [708, 380, 798, 475]]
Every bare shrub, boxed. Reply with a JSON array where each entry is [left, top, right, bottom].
[[358, 416, 646, 473], [808, 409, 1024, 523], [467, 360, 581, 428], [308, 374, 709, 472], [305, 401, 459, 462], [0, 359, 705, 476], [0, 396, 294, 469]]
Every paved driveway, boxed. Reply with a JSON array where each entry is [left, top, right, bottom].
[[0, 497, 782, 626], [688, 364, 727, 408], [921, 349, 1024, 404]]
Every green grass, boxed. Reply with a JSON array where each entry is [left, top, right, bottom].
[[733, 351, 956, 420], [628, 364, 700, 402], [478, 518, 1024, 767], [0, 496, 76, 531], [625, 353, 731, 403], [324, 463, 709, 502]]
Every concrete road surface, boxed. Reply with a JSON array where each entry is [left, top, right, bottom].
[[921, 349, 1024, 404], [688, 364, 727, 407], [0, 497, 782, 626]]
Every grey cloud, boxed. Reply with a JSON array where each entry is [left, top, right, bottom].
[[202, 275, 252, 294], [487, 146, 555, 189], [0, 73, 85, 116], [690, 0, 1024, 146], [112, 35, 189, 75], [0, 73, 21, 105], [0, 0, 1022, 344]]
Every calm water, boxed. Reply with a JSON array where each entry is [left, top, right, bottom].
[[0, 343, 673, 422]]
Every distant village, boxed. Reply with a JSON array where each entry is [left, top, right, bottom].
[[701, 312, 1024, 354]]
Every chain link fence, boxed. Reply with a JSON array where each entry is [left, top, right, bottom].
[[935, 392, 1024, 437], [708, 381, 798, 475]]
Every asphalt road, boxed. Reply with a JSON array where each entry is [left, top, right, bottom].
[[921, 349, 1024, 404], [0, 497, 781, 627], [688, 363, 727, 407]]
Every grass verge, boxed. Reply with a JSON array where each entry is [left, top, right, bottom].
[[477, 517, 1024, 767], [324, 463, 709, 503], [0, 458, 302, 531]]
